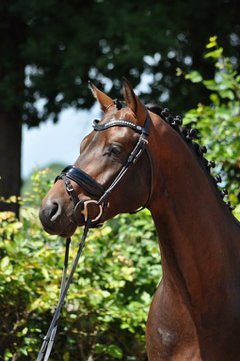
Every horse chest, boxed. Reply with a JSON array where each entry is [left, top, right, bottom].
[[146, 282, 201, 360], [146, 282, 240, 361]]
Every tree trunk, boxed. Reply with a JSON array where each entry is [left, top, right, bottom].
[[0, 3, 25, 217], [0, 109, 22, 216]]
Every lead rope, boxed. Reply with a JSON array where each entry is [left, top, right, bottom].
[[36, 219, 91, 361]]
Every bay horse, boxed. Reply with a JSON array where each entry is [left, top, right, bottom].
[[39, 79, 240, 361]]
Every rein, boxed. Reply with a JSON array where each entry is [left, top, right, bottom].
[[36, 109, 152, 360], [36, 220, 91, 361]]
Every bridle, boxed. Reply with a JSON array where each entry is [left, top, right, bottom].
[[36, 105, 153, 360], [55, 106, 153, 227]]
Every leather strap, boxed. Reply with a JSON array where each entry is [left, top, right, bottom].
[[57, 166, 104, 198], [93, 118, 149, 135], [37, 221, 90, 361]]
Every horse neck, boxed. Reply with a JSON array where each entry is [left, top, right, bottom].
[[148, 120, 240, 308]]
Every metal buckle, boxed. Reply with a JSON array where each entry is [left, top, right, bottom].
[[65, 179, 74, 193], [79, 200, 103, 223]]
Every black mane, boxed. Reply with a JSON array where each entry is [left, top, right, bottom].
[[145, 103, 233, 212]]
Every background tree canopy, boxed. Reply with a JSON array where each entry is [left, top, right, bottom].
[[0, 0, 240, 212]]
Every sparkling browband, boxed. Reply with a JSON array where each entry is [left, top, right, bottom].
[[93, 119, 149, 135]]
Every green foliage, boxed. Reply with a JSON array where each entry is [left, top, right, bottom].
[[183, 37, 240, 204], [233, 205, 240, 221], [0, 170, 160, 360], [1, 1, 240, 123], [21, 162, 65, 196]]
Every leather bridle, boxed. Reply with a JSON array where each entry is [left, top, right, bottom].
[[36, 106, 153, 361], [56, 108, 153, 227]]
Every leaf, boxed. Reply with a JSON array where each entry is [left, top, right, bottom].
[[95, 343, 106, 354], [203, 79, 218, 91], [209, 35, 218, 42], [22, 327, 28, 336], [176, 67, 183, 76], [206, 40, 217, 49], [28, 298, 42, 312], [210, 93, 220, 105], [204, 47, 223, 59], [21, 349, 28, 356], [233, 205, 240, 221], [107, 344, 123, 359], [0, 256, 10, 270], [141, 291, 151, 304], [219, 89, 235, 100], [185, 71, 203, 83], [42, 268, 50, 281], [206, 42, 216, 49], [206, 36, 218, 49]]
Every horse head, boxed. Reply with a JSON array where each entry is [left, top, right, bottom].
[[39, 79, 154, 237]]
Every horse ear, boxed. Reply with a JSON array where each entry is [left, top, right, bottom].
[[122, 77, 146, 124], [88, 81, 114, 112]]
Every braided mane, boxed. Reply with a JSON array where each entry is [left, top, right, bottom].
[[145, 103, 233, 212]]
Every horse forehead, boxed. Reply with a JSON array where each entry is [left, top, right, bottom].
[[117, 107, 135, 120], [83, 123, 130, 149], [101, 106, 135, 123], [87, 107, 137, 143], [96, 124, 133, 144]]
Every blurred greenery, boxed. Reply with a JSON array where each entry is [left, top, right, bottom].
[[0, 169, 160, 360], [183, 36, 240, 204], [21, 163, 65, 196]]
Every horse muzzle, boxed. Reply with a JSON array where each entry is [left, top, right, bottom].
[[39, 197, 77, 237]]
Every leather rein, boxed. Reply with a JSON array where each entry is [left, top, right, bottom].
[[36, 108, 153, 360]]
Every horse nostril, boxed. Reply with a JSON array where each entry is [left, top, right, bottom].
[[50, 202, 59, 219], [48, 200, 62, 222], [39, 198, 64, 231]]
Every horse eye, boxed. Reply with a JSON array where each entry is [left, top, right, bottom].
[[109, 144, 121, 155]]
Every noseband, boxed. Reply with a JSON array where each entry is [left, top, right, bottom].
[[56, 108, 153, 227]]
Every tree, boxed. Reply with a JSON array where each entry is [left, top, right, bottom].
[[1, 0, 240, 213]]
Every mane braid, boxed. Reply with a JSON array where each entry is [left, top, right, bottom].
[[145, 104, 234, 212]]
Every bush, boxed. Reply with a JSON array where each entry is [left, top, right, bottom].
[[0, 169, 161, 360], [182, 36, 240, 205]]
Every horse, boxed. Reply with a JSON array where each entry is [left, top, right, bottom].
[[39, 79, 240, 361]]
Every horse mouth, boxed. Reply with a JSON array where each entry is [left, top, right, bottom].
[[39, 205, 78, 238], [41, 220, 77, 238]]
